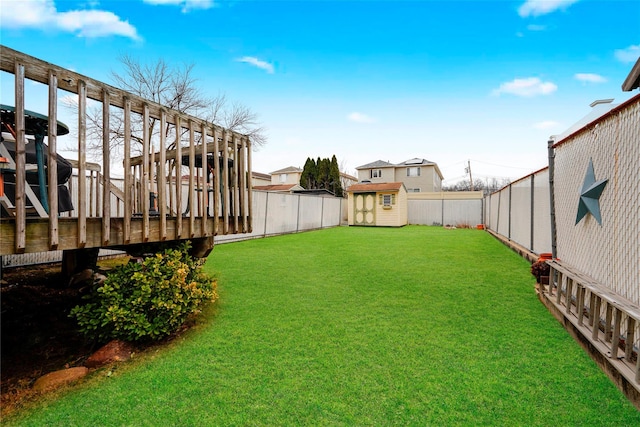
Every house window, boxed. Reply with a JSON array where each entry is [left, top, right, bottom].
[[370, 169, 382, 178], [407, 167, 421, 177], [407, 188, 421, 193], [279, 173, 288, 183]]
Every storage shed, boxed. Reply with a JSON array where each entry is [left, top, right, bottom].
[[346, 182, 407, 227]]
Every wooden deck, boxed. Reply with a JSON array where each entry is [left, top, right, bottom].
[[540, 260, 640, 408], [0, 46, 252, 258]]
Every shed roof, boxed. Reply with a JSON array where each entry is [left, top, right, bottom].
[[347, 182, 405, 193]]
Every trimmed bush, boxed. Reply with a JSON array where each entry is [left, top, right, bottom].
[[70, 243, 218, 342]]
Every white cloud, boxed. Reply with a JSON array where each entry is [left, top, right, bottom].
[[614, 44, 640, 63], [527, 24, 546, 31], [236, 56, 275, 74], [142, 0, 214, 13], [518, 0, 579, 17], [56, 10, 140, 39], [533, 120, 561, 130], [0, 0, 140, 40], [492, 77, 557, 97], [347, 112, 375, 124], [574, 73, 607, 84]]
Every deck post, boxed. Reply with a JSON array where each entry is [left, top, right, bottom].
[[14, 62, 26, 253], [212, 128, 219, 235], [565, 277, 573, 314], [77, 79, 87, 248], [188, 120, 196, 237], [142, 104, 150, 242], [201, 122, 208, 237], [123, 97, 132, 244], [577, 284, 585, 326], [175, 116, 183, 238], [246, 137, 253, 233], [239, 135, 247, 233], [592, 296, 601, 341], [159, 110, 167, 240], [233, 134, 240, 234], [102, 89, 111, 245], [605, 303, 613, 342], [625, 317, 635, 362], [47, 70, 59, 249], [610, 308, 622, 359], [222, 129, 230, 235]]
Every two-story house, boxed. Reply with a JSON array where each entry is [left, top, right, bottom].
[[355, 158, 443, 192], [270, 166, 303, 185]]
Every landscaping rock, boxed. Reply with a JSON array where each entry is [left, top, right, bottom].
[[68, 268, 94, 288], [32, 367, 88, 392], [85, 340, 134, 368]]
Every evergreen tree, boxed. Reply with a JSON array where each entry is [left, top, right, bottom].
[[317, 158, 330, 189], [300, 154, 345, 196], [330, 155, 343, 197], [300, 157, 316, 189]]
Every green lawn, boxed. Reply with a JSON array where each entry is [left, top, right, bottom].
[[7, 226, 640, 425]]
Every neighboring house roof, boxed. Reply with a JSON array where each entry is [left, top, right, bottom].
[[355, 158, 444, 180], [270, 166, 302, 174], [340, 172, 358, 181], [622, 57, 640, 92], [253, 184, 302, 192], [355, 160, 395, 169], [396, 158, 436, 166], [252, 171, 271, 180], [553, 93, 640, 148], [553, 99, 619, 144], [347, 182, 405, 193]]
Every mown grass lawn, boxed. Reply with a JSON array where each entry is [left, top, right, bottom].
[[7, 226, 640, 425]]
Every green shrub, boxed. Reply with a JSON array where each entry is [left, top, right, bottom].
[[70, 243, 218, 342]]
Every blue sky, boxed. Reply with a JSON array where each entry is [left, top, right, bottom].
[[1, 0, 639, 183]]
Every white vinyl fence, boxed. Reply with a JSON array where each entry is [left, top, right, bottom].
[[408, 199, 483, 227], [215, 190, 344, 244], [484, 168, 551, 256]]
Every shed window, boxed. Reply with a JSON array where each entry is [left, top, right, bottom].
[[379, 193, 396, 206], [370, 169, 382, 178]]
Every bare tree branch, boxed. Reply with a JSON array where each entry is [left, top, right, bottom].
[[65, 55, 267, 162]]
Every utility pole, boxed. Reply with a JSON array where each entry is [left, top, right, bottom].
[[465, 160, 474, 191]]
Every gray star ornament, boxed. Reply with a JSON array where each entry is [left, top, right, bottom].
[[575, 158, 608, 225]]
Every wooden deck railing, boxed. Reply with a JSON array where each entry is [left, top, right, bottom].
[[543, 260, 640, 389], [0, 45, 251, 256]]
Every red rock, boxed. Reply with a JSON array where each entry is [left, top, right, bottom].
[[32, 367, 89, 391], [85, 339, 134, 368]]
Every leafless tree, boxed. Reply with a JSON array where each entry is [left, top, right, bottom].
[[65, 54, 267, 160], [442, 177, 511, 195]]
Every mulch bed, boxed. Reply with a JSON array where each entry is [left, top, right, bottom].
[[1, 264, 95, 415]]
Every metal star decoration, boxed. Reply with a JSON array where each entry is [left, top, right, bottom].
[[575, 158, 608, 225]]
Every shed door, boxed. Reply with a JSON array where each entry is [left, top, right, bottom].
[[354, 193, 375, 226]]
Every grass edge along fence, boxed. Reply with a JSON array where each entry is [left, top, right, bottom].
[[6, 226, 640, 425]]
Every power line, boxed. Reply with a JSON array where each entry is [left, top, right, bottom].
[[468, 159, 535, 171]]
